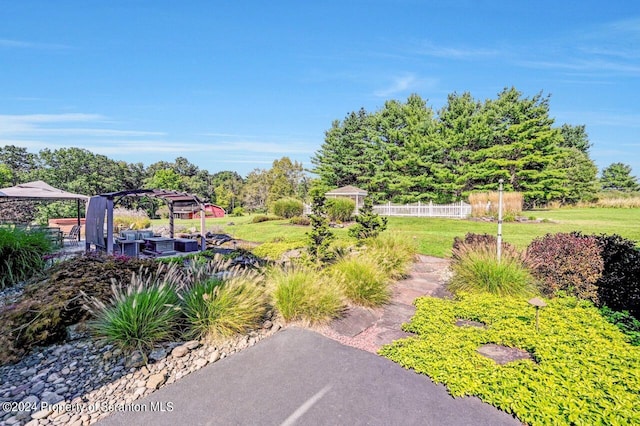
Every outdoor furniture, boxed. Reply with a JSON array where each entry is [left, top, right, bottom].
[[143, 237, 176, 256], [116, 238, 145, 257], [63, 224, 81, 245], [44, 227, 63, 247], [174, 238, 198, 253]]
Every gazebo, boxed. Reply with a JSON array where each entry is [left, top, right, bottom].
[[0, 181, 89, 241], [86, 189, 207, 255], [325, 185, 368, 213]]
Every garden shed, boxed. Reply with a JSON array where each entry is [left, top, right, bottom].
[[325, 185, 368, 213]]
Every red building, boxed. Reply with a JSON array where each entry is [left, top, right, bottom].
[[173, 203, 225, 219]]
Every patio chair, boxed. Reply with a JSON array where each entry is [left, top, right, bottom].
[[63, 224, 81, 246]]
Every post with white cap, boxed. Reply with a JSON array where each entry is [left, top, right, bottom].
[[497, 179, 504, 263]]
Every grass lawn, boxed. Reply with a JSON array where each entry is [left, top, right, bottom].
[[153, 207, 640, 259]]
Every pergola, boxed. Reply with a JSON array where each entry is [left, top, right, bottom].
[[0, 181, 89, 238], [86, 189, 207, 254]]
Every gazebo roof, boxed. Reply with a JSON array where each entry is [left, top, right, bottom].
[[0, 180, 89, 201], [325, 185, 368, 196]]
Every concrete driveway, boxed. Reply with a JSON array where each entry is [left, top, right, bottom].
[[99, 328, 519, 426]]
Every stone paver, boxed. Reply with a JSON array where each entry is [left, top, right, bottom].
[[324, 254, 452, 352]]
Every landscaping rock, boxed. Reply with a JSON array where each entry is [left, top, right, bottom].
[[0, 310, 281, 426], [477, 344, 533, 365], [146, 371, 167, 390], [149, 347, 168, 362], [124, 350, 145, 369], [171, 345, 190, 358]]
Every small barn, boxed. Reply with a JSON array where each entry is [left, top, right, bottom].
[[325, 185, 368, 213], [173, 203, 225, 219]]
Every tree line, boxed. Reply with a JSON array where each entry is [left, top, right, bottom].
[[311, 87, 638, 207], [0, 145, 307, 216], [1, 86, 638, 218]]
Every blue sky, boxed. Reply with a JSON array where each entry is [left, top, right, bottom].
[[1, 1, 639, 178]]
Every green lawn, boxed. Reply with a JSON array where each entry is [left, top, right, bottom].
[[153, 207, 640, 259]]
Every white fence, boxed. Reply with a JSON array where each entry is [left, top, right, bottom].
[[373, 201, 471, 218], [304, 201, 471, 218]]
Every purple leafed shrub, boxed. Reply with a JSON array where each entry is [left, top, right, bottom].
[[526, 233, 603, 303]]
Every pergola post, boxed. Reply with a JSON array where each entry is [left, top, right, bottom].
[[169, 202, 174, 238], [106, 197, 114, 254], [200, 204, 206, 251]]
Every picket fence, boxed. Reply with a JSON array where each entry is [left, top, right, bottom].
[[304, 201, 471, 218], [372, 201, 471, 218]]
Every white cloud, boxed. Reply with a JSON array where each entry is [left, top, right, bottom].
[[414, 41, 500, 59], [0, 38, 71, 50], [374, 73, 437, 97], [0, 113, 165, 138]]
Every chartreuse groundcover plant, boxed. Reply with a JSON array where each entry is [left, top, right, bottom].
[[379, 293, 640, 426]]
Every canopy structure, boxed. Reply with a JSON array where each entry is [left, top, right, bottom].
[[0, 180, 89, 201], [0, 181, 89, 233], [87, 189, 207, 254]]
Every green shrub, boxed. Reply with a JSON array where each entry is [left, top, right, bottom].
[[180, 270, 267, 339], [365, 233, 417, 279], [381, 293, 640, 426], [600, 306, 640, 345], [326, 198, 355, 222], [0, 227, 53, 289], [449, 241, 537, 297], [231, 207, 246, 217], [289, 216, 310, 226], [85, 267, 182, 353], [526, 233, 603, 302], [271, 198, 304, 219], [348, 196, 387, 242], [306, 189, 335, 265], [267, 266, 343, 324], [330, 256, 389, 307], [251, 215, 282, 223], [592, 234, 640, 319]]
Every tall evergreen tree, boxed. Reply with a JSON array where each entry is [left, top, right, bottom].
[[601, 163, 639, 192], [310, 108, 373, 189], [462, 88, 565, 207], [306, 186, 335, 265], [559, 124, 591, 153]]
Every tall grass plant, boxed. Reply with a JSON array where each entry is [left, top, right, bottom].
[[330, 256, 389, 307], [84, 266, 182, 352], [0, 227, 53, 289], [448, 242, 537, 297], [267, 266, 343, 324]]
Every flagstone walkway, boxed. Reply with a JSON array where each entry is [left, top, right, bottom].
[[316, 255, 452, 353]]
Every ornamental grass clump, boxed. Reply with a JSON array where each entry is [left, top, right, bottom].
[[330, 256, 389, 307], [180, 267, 267, 340], [113, 207, 151, 230], [0, 227, 53, 289], [267, 266, 344, 324], [364, 233, 417, 279], [326, 197, 355, 222], [449, 240, 537, 297], [84, 265, 182, 353]]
